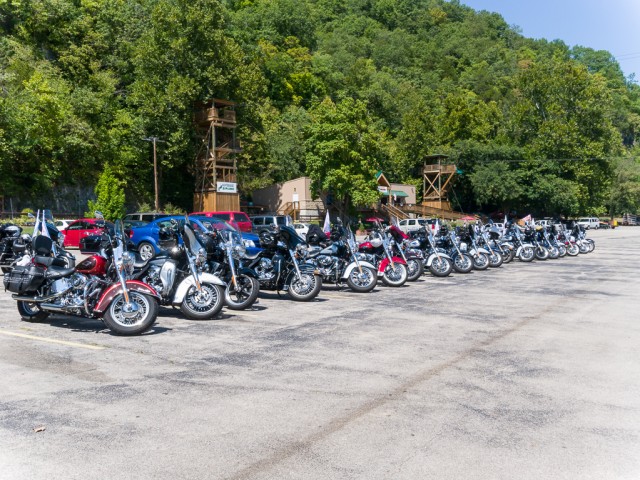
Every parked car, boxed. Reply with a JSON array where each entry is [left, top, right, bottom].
[[60, 218, 114, 248], [54, 219, 75, 230], [129, 215, 260, 260], [598, 220, 611, 229], [190, 211, 252, 233], [577, 217, 600, 229], [293, 223, 310, 239], [250, 214, 293, 234], [397, 218, 436, 234], [123, 212, 169, 223]]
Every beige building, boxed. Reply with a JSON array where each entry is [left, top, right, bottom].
[[251, 177, 324, 221]]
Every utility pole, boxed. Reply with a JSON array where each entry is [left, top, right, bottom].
[[143, 136, 165, 211]]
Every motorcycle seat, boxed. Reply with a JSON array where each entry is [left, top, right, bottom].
[[45, 266, 75, 280]]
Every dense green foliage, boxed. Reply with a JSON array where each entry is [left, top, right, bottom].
[[1, 0, 639, 216]]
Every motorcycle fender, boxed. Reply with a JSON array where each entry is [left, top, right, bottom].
[[341, 261, 376, 279], [426, 252, 451, 266], [94, 280, 160, 314], [516, 244, 534, 255], [172, 273, 225, 305], [378, 257, 406, 275], [476, 248, 490, 255]]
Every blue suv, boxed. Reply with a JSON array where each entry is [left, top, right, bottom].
[[129, 215, 261, 260]]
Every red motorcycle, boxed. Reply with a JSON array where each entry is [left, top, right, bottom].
[[358, 227, 408, 287], [4, 218, 160, 335]]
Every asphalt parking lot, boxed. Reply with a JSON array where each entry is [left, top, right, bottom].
[[1, 228, 639, 480]]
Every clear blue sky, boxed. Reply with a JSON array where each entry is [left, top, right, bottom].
[[459, 0, 640, 79]]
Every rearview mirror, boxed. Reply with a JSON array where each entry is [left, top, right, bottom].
[[94, 211, 104, 220]]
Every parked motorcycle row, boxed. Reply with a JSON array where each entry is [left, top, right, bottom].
[[0, 214, 595, 336]]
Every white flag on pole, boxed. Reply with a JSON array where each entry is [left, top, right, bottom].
[[503, 214, 508, 234], [33, 210, 41, 238], [41, 210, 50, 238], [322, 210, 331, 235], [434, 219, 440, 235]]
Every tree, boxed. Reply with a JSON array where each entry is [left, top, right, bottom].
[[304, 97, 385, 217], [86, 165, 126, 221]]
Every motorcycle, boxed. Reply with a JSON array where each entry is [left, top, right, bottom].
[[474, 222, 504, 268], [386, 225, 425, 281], [482, 223, 515, 263], [129, 218, 226, 319], [457, 225, 490, 270], [306, 221, 378, 292], [408, 226, 454, 277], [434, 225, 474, 273], [248, 225, 323, 301], [537, 226, 559, 259], [0, 223, 22, 272], [504, 223, 535, 262], [202, 228, 261, 310], [358, 226, 408, 287], [4, 216, 160, 335], [572, 224, 595, 253], [523, 224, 549, 260]]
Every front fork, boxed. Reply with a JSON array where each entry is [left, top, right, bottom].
[[288, 249, 304, 281]]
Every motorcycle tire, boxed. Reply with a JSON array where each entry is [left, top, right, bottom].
[[287, 273, 322, 301], [500, 249, 515, 264], [406, 258, 424, 281], [180, 282, 224, 319], [452, 253, 474, 273], [535, 246, 549, 261], [346, 267, 377, 293], [103, 292, 158, 335], [548, 246, 559, 259], [472, 253, 489, 270], [518, 247, 535, 262], [567, 244, 580, 256], [224, 275, 260, 310], [382, 263, 408, 287], [429, 256, 453, 277], [557, 245, 567, 257], [17, 301, 50, 322], [578, 242, 589, 254], [487, 251, 503, 268], [587, 241, 595, 253]]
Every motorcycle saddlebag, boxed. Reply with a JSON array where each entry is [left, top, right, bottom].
[[3, 264, 45, 294]]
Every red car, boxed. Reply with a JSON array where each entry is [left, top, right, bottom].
[[189, 211, 252, 233], [61, 218, 113, 248]]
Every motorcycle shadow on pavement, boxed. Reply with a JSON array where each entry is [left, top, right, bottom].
[[256, 291, 329, 302], [29, 314, 171, 336]]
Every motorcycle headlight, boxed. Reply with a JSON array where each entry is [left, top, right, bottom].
[[296, 243, 308, 259], [243, 239, 256, 248], [459, 242, 468, 251], [234, 244, 246, 258]]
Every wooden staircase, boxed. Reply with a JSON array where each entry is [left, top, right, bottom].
[[380, 203, 409, 221]]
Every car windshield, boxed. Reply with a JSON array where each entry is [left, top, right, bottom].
[[198, 218, 237, 232], [210, 213, 231, 221]]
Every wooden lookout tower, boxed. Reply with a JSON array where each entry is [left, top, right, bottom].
[[422, 154, 457, 211], [193, 99, 242, 212]]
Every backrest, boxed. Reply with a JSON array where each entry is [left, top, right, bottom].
[[33, 235, 54, 255]]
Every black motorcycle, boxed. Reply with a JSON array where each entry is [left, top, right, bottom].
[[248, 225, 323, 301], [0, 223, 23, 272]]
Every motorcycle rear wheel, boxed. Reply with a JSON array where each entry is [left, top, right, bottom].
[[406, 258, 424, 281], [429, 256, 453, 277], [17, 301, 50, 322], [225, 275, 260, 310], [288, 273, 322, 301], [180, 283, 224, 319], [103, 292, 158, 335], [382, 263, 407, 287], [346, 267, 377, 293]]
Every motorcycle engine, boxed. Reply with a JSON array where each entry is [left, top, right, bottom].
[[50, 273, 87, 312], [255, 257, 275, 280], [315, 255, 336, 277], [142, 265, 165, 295]]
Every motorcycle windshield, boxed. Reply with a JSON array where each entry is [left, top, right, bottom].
[[113, 220, 125, 261], [183, 223, 205, 255], [278, 225, 306, 248]]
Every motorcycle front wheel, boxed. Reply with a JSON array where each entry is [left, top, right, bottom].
[[578, 242, 589, 254], [103, 292, 158, 335], [567, 244, 580, 256], [472, 253, 489, 270], [382, 263, 408, 287], [429, 256, 453, 277], [406, 258, 424, 281], [587, 240, 595, 253], [518, 247, 535, 262], [487, 251, 503, 268], [224, 275, 260, 310], [452, 253, 473, 273], [180, 282, 224, 319], [548, 246, 559, 259], [535, 246, 549, 260], [556, 245, 567, 257], [288, 273, 322, 301], [346, 267, 377, 293], [501, 249, 515, 264]]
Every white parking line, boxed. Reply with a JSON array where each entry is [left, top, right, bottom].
[[0, 330, 106, 350]]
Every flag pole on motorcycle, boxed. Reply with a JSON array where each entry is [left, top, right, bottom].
[[32, 210, 41, 238], [40, 210, 50, 238], [322, 210, 331, 237]]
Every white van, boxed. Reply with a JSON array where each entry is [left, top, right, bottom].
[[577, 217, 600, 229]]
